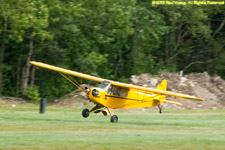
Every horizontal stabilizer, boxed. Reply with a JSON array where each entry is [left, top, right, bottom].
[[162, 100, 183, 106], [154, 99, 183, 106]]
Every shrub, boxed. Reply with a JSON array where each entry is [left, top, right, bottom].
[[24, 86, 41, 103]]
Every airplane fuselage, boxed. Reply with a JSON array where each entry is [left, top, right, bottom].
[[88, 86, 162, 109]]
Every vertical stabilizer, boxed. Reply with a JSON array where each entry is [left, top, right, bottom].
[[157, 80, 167, 91], [156, 80, 168, 112]]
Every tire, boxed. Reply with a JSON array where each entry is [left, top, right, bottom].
[[110, 115, 118, 123], [82, 108, 89, 118], [102, 111, 107, 116]]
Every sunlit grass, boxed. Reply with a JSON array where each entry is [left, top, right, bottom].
[[0, 103, 225, 150]]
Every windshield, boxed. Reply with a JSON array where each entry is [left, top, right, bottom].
[[99, 80, 111, 92]]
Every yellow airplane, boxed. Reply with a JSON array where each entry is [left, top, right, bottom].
[[30, 61, 203, 123]]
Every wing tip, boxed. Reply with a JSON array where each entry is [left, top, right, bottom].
[[30, 61, 39, 65], [188, 98, 204, 101]]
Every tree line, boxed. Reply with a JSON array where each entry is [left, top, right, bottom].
[[0, 0, 224, 100]]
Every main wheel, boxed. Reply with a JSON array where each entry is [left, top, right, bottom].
[[110, 115, 118, 123], [102, 111, 107, 116], [82, 108, 90, 118]]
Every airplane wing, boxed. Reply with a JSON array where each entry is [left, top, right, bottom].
[[109, 80, 203, 101], [30, 61, 203, 101], [30, 61, 105, 83]]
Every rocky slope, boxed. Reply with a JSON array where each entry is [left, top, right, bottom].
[[130, 72, 225, 110]]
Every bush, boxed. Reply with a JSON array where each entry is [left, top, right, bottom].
[[24, 86, 41, 103]]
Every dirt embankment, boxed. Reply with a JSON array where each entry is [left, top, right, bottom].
[[130, 72, 225, 110]]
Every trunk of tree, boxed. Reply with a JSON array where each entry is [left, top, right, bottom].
[[16, 56, 22, 96], [114, 52, 123, 77], [30, 65, 35, 87], [21, 37, 34, 94], [131, 24, 139, 74], [0, 44, 5, 95]]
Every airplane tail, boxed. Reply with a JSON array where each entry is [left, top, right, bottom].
[[155, 80, 167, 106], [157, 80, 167, 91], [155, 80, 183, 106]]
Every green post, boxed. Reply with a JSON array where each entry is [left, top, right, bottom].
[[40, 98, 47, 114]]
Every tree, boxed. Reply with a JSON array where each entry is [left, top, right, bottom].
[[1, 0, 225, 100], [17, 0, 52, 93]]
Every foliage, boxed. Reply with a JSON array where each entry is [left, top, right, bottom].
[[24, 86, 41, 103], [0, 0, 225, 98]]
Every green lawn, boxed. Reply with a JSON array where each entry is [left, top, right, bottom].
[[0, 103, 225, 150]]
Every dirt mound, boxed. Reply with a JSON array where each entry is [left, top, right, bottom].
[[52, 84, 92, 108], [130, 72, 225, 110]]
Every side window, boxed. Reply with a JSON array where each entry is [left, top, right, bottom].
[[111, 86, 121, 96], [120, 88, 128, 97], [108, 86, 128, 97]]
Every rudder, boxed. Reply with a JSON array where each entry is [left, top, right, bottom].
[[157, 80, 167, 91], [156, 80, 167, 111]]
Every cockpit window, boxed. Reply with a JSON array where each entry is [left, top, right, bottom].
[[99, 80, 128, 97], [99, 80, 111, 92]]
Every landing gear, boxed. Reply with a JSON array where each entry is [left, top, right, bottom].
[[102, 111, 107, 116], [158, 105, 162, 114], [82, 108, 90, 118], [82, 106, 118, 123], [110, 115, 118, 123], [82, 105, 101, 118], [94, 110, 107, 116]]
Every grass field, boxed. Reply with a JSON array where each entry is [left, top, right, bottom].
[[0, 103, 225, 150]]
